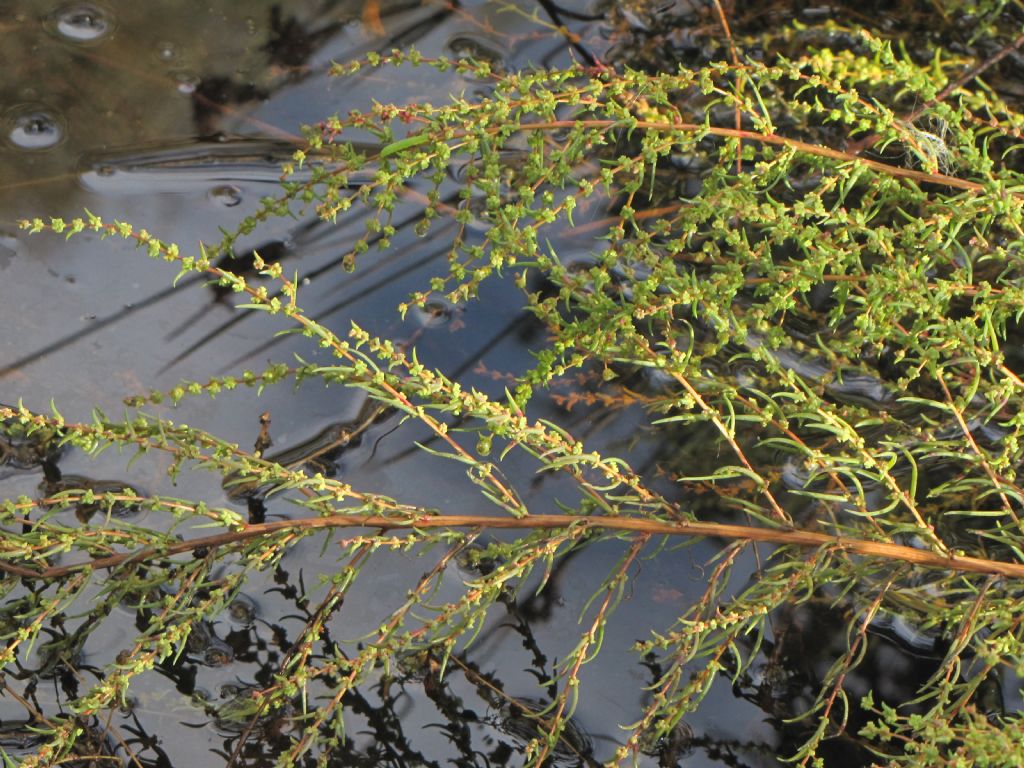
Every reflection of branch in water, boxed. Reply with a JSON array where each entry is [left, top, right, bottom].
[[0, 275, 185, 378], [377, 312, 537, 467], [514, 532, 595, 624], [264, 5, 346, 71], [52, 541, 805, 768], [173, 2, 462, 155], [348, 666, 449, 768], [223, 400, 396, 503], [121, 707, 176, 768], [55, 45, 304, 145], [446, 534, 554, 685], [216, 237, 455, 373], [718, 598, 934, 766], [0, 235, 279, 380], [162, 225, 318, 342], [637, 652, 769, 768], [198, 540, 590, 767], [495, 585, 550, 682], [2, 630, 143, 767], [533, 0, 603, 66], [3, 166, 422, 380], [363, 1, 456, 58], [449, 654, 599, 768], [262, 0, 453, 77], [0, 140, 357, 380], [161, 199, 462, 374], [192, 77, 271, 137]]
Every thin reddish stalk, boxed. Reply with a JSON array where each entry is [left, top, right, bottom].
[[8, 512, 1024, 580]]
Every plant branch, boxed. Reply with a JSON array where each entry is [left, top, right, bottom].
[[8, 511, 1024, 581]]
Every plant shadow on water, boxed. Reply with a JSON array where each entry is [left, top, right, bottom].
[[3, 0, 1024, 767]]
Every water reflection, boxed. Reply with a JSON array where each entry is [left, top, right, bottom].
[[39, 473, 146, 523], [0, 408, 65, 476], [78, 138, 330, 194]]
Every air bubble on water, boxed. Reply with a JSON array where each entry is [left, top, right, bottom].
[[156, 41, 176, 61], [173, 71, 200, 95], [445, 34, 505, 66], [451, 196, 490, 233], [412, 297, 457, 328], [208, 184, 242, 207], [227, 593, 257, 627], [444, 34, 506, 80], [5, 106, 65, 150], [49, 3, 113, 44]]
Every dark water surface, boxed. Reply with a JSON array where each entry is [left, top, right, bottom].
[[0, 2, 966, 767]]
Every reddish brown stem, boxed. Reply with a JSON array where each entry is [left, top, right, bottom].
[[8, 512, 1024, 581]]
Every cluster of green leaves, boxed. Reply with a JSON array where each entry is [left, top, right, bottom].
[[8, 6, 1024, 766]]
